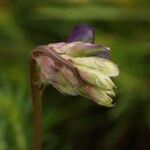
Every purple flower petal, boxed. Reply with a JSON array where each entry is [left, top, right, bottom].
[[97, 46, 111, 60], [67, 25, 95, 44]]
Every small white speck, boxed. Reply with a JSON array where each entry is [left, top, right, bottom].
[[106, 47, 110, 51]]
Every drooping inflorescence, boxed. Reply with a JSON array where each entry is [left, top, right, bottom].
[[31, 25, 119, 107]]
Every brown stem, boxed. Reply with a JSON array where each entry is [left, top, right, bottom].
[[30, 56, 43, 150]]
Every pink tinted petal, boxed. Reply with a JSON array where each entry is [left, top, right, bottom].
[[61, 67, 79, 86], [85, 85, 114, 107], [36, 56, 56, 82]]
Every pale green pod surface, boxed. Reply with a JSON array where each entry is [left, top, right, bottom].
[[100, 58, 119, 77], [51, 82, 79, 96], [60, 67, 90, 97], [105, 90, 115, 97], [57, 42, 106, 57], [75, 65, 115, 90], [86, 85, 115, 107], [71, 57, 119, 77], [51, 71, 79, 96]]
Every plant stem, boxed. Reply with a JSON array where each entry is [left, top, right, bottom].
[[30, 57, 43, 150]]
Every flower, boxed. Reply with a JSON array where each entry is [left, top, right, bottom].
[[31, 25, 119, 107]]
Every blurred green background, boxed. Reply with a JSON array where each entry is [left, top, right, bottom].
[[0, 0, 150, 150]]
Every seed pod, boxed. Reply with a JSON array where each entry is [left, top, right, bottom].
[[31, 25, 119, 107]]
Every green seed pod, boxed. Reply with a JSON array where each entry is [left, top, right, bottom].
[[31, 25, 119, 107]]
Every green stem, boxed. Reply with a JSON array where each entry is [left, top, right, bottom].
[[30, 57, 43, 150]]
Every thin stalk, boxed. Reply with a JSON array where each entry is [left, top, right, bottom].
[[30, 57, 43, 150]]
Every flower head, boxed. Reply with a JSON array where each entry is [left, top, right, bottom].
[[31, 25, 119, 107]]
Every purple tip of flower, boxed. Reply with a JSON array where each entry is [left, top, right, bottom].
[[67, 24, 95, 44], [97, 46, 111, 60]]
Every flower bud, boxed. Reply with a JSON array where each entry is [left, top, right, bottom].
[[31, 25, 119, 107]]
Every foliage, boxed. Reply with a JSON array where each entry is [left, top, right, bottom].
[[0, 0, 150, 149]]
